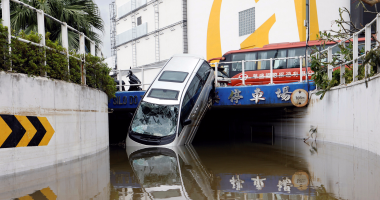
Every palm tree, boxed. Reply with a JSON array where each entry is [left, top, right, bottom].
[[8, 0, 104, 51]]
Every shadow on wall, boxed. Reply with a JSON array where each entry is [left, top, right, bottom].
[[193, 107, 286, 145]]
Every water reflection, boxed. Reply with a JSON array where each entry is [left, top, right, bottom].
[[121, 143, 317, 200], [1, 138, 379, 199], [0, 149, 110, 200], [126, 146, 214, 200], [114, 138, 380, 200]]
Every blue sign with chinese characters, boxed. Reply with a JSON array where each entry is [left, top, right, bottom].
[[215, 82, 315, 107], [108, 82, 316, 110]]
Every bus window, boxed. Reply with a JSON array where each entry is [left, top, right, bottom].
[[321, 44, 343, 64], [232, 53, 257, 71], [222, 65, 230, 76], [258, 50, 276, 70], [287, 47, 306, 68], [273, 49, 287, 69]]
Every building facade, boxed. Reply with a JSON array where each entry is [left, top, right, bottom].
[[113, 0, 352, 89]]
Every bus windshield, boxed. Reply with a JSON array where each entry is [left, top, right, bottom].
[[131, 101, 179, 137]]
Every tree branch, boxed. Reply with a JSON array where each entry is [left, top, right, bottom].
[[361, 0, 380, 6]]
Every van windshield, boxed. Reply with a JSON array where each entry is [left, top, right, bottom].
[[131, 101, 179, 137]]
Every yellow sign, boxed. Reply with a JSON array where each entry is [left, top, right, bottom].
[[291, 89, 309, 107], [0, 114, 55, 148], [292, 171, 310, 191]]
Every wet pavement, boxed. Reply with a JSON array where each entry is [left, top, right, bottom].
[[1, 138, 380, 200]]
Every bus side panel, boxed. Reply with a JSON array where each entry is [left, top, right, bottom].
[[230, 67, 313, 86]]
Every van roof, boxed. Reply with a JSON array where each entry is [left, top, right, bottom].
[[144, 55, 203, 104], [223, 38, 367, 56]]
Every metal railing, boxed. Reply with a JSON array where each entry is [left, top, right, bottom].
[[312, 13, 380, 84], [1, 0, 103, 85], [211, 13, 380, 88], [211, 56, 311, 88], [116, 66, 163, 91]]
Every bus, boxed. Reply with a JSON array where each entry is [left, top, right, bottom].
[[210, 39, 367, 86]]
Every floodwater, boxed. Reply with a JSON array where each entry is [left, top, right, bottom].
[[1, 138, 380, 200]]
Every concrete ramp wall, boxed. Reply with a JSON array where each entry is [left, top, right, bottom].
[[275, 74, 380, 155], [0, 72, 109, 177]]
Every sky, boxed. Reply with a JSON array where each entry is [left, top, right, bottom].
[[94, 0, 113, 58]]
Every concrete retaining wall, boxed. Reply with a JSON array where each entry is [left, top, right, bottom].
[[275, 73, 380, 155], [0, 71, 109, 177], [0, 149, 110, 200]]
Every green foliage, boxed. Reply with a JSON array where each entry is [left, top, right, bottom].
[[45, 32, 69, 81], [69, 52, 82, 85], [315, 185, 343, 200], [0, 23, 115, 98], [310, 7, 380, 99], [9, 0, 104, 50], [10, 30, 46, 76], [310, 55, 339, 100], [85, 53, 117, 98], [0, 23, 11, 71]]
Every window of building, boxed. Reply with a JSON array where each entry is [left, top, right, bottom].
[[137, 16, 142, 25], [239, 7, 255, 37]]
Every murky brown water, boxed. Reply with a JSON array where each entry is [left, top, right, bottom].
[[1, 138, 380, 200]]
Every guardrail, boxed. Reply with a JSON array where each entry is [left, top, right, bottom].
[[211, 13, 380, 88], [1, 0, 102, 85], [115, 66, 163, 91], [314, 13, 380, 84], [210, 56, 310, 88]]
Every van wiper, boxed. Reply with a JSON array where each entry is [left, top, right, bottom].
[[141, 134, 165, 140], [130, 130, 166, 140]]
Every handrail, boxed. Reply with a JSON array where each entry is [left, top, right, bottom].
[[1, 0, 103, 85], [209, 13, 380, 88], [211, 56, 308, 88], [114, 66, 164, 91]]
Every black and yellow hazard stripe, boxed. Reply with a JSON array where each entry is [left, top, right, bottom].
[[0, 115, 55, 148], [15, 187, 57, 200]]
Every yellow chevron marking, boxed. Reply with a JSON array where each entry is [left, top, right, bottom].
[[15, 115, 37, 147], [18, 195, 34, 200], [38, 117, 55, 146], [0, 116, 12, 147], [40, 187, 57, 200]]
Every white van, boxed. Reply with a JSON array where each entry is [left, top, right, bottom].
[[126, 54, 215, 146]]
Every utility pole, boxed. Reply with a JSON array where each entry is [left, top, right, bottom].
[[305, 0, 310, 90]]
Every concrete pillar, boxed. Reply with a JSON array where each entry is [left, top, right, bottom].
[[353, 33, 358, 81], [37, 9, 46, 76], [1, 0, 11, 71], [79, 33, 86, 85], [61, 22, 69, 74], [90, 41, 95, 55], [365, 24, 371, 77], [96, 48, 102, 57], [1, 0, 11, 42]]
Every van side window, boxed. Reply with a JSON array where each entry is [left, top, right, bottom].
[[178, 75, 202, 135], [197, 62, 212, 84]]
